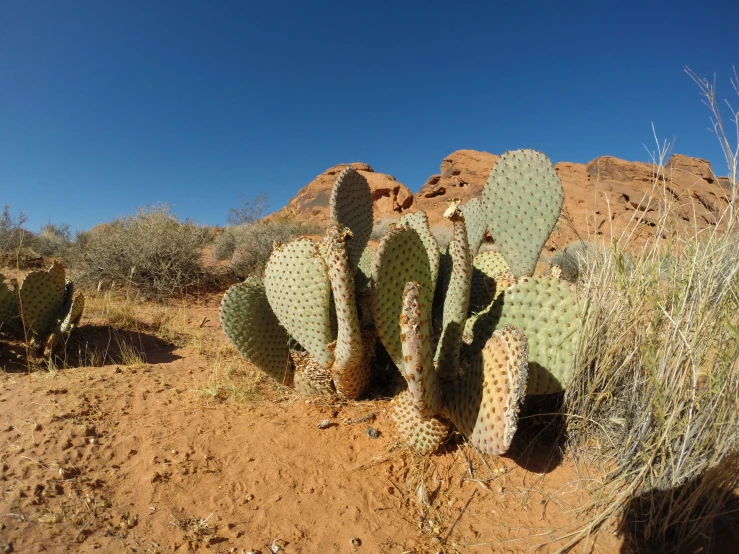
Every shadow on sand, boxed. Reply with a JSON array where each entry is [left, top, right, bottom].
[[0, 323, 181, 372]]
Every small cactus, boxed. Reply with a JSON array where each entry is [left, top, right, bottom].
[[1, 263, 86, 356]]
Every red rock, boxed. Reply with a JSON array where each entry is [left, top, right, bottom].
[[269, 162, 414, 225], [273, 151, 733, 251]]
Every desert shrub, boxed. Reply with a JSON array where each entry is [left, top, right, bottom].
[[430, 224, 453, 249], [212, 230, 237, 261], [73, 204, 212, 297], [222, 219, 321, 279], [370, 216, 398, 242], [0, 205, 43, 268], [35, 223, 73, 258], [227, 192, 269, 226]]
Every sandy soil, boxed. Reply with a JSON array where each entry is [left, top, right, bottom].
[[1, 292, 736, 554]]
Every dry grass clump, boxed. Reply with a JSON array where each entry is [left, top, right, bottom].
[[72, 204, 213, 298], [562, 156, 739, 548], [213, 218, 321, 278]]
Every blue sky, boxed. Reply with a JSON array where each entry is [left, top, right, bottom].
[[1, 0, 737, 232]]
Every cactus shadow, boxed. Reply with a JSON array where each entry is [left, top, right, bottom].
[[617, 461, 739, 553], [503, 391, 567, 474], [0, 324, 181, 372]]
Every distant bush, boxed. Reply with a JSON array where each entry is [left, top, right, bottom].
[[0, 205, 42, 268], [216, 219, 321, 279], [74, 204, 212, 297], [36, 223, 73, 258], [369, 216, 398, 242], [227, 192, 269, 226]]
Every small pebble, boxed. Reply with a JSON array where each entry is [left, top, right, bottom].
[[317, 419, 332, 429], [350, 537, 362, 546], [365, 427, 379, 439]]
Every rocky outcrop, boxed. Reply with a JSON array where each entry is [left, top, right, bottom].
[[415, 150, 499, 213], [269, 162, 414, 225], [273, 150, 733, 251]]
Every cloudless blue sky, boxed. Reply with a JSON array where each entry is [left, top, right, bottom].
[[1, 0, 738, 232]]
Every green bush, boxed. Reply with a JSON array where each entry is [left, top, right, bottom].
[[74, 204, 212, 297]]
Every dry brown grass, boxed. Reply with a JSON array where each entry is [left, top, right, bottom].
[[558, 127, 739, 550]]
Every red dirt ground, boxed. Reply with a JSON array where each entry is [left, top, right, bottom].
[[1, 291, 736, 554]]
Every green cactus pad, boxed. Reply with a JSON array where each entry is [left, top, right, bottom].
[[398, 210, 440, 292], [371, 226, 432, 369], [264, 238, 334, 369], [483, 149, 564, 277], [443, 325, 528, 455], [390, 390, 450, 455], [469, 252, 511, 313], [460, 198, 487, 256], [19, 263, 66, 337], [469, 276, 580, 394], [400, 282, 441, 417], [330, 166, 373, 273], [434, 201, 472, 379], [221, 276, 293, 386]]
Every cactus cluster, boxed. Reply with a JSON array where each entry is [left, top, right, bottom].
[[220, 149, 580, 456], [371, 149, 580, 455], [0, 262, 85, 356], [220, 167, 376, 400]]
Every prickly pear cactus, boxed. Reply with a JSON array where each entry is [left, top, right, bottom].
[[398, 210, 440, 291], [390, 390, 451, 455], [19, 262, 66, 339], [371, 225, 433, 369], [321, 223, 369, 399], [468, 251, 510, 313], [483, 149, 564, 278], [330, 166, 373, 272], [221, 275, 293, 386], [264, 238, 334, 369], [400, 282, 441, 417], [469, 276, 580, 394], [460, 198, 487, 256], [443, 325, 528, 455], [434, 200, 472, 379]]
